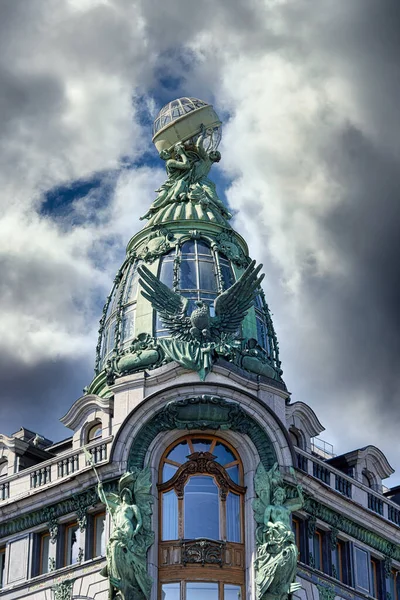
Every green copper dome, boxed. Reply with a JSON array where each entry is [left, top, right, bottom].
[[90, 98, 283, 394]]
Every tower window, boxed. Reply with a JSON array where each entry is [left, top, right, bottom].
[[155, 240, 235, 338]]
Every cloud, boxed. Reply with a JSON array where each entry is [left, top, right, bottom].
[[0, 0, 399, 486]]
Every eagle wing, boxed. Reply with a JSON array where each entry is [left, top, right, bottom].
[[212, 260, 264, 336], [138, 265, 193, 341]]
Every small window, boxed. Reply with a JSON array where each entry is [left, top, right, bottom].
[[292, 516, 307, 563], [39, 532, 50, 575], [87, 422, 102, 443], [92, 512, 106, 558], [370, 557, 380, 599], [313, 530, 323, 571], [354, 546, 370, 593], [0, 548, 5, 589], [390, 570, 400, 600], [64, 522, 81, 566]]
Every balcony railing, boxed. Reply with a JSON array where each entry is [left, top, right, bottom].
[[0, 436, 112, 502], [57, 454, 79, 478], [368, 493, 384, 516], [335, 474, 352, 498], [0, 481, 9, 500], [30, 465, 51, 488]]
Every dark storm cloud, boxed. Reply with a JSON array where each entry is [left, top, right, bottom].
[[0, 354, 92, 441], [312, 124, 400, 403]]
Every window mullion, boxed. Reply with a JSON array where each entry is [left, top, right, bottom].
[[220, 493, 227, 541], [178, 496, 184, 539]]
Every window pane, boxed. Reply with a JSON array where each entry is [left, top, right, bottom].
[[213, 442, 235, 466], [199, 260, 216, 291], [162, 490, 178, 541], [167, 440, 190, 463], [180, 260, 197, 289], [186, 582, 218, 600], [256, 316, 268, 350], [121, 308, 135, 343], [161, 583, 180, 600], [313, 532, 322, 571], [162, 463, 178, 482], [225, 584, 242, 600], [226, 492, 241, 542], [354, 547, 370, 591], [123, 262, 139, 303], [196, 240, 212, 255], [226, 465, 239, 484], [191, 439, 211, 453], [66, 524, 80, 565], [184, 476, 219, 540], [40, 534, 50, 574], [181, 241, 196, 255], [159, 260, 174, 289], [0, 551, 5, 589], [94, 514, 106, 557], [221, 264, 234, 289]]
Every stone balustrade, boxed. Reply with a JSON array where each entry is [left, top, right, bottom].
[[296, 448, 400, 526], [0, 436, 112, 502]]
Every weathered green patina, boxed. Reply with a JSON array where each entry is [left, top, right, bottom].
[[126, 395, 277, 472], [89, 99, 283, 394], [253, 463, 304, 599], [51, 579, 75, 600], [97, 469, 154, 600]]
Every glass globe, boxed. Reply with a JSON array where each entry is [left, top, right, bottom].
[[152, 97, 222, 153]]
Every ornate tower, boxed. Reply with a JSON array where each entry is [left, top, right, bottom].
[[89, 97, 283, 396]]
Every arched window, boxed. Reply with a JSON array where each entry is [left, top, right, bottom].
[[87, 421, 102, 443], [362, 470, 373, 488], [99, 259, 141, 367], [289, 428, 303, 449], [158, 435, 245, 599], [155, 240, 235, 338], [0, 461, 7, 478]]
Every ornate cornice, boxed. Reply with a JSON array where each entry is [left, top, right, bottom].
[[60, 395, 113, 430], [303, 495, 400, 561], [286, 401, 325, 439], [0, 485, 116, 540]]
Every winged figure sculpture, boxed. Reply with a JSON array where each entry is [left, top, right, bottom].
[[138, 259, 264, 343]]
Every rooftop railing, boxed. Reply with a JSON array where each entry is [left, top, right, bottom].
[[296, 448, 400, 527]]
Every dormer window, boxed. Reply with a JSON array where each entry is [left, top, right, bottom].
[[87, 422, 102, 443]]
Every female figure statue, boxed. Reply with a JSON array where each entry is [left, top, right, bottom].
[[253, 463, 304, 600], [97, 470, 154, 600]]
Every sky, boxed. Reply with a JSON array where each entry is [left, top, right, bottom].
[[0, 0, 399, 486]]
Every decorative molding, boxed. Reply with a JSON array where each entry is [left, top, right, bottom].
[[158, 451, 245, 500], [286, 401, 325, 439], [60, 394, 113, 430], [127, 395, 277, 472], [0, 486, 103, 540], [43, 506, 59, 543], [52, 579, 75, 600], [181, 538, 225, 567], [317, 583, 336, 600], [303, 496, 400, 561]]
